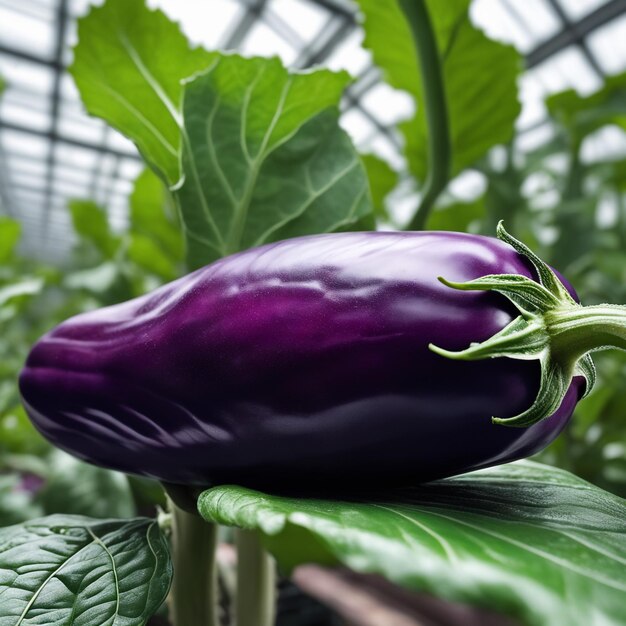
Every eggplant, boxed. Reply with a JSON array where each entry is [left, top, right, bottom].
[[20, 225, 623, 489]]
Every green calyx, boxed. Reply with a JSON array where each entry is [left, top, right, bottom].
[[430, 222, 626, 428]]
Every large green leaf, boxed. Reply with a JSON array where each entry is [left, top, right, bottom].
[[72, 1, 372, 269], [70, 0, 213, 184], [0, 515, 171, 625], [199, 461, 626, 626], [177, 55, 371, 267], [356, 0, 521, 182]]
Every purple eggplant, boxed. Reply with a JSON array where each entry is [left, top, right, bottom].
[[21, 225, 621, 489]]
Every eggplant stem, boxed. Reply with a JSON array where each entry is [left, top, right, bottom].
[[547, 304, 626, 360], [432, 223, 626, 428]]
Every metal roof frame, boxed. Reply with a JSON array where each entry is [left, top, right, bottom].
[[0, 0, 624, 259]]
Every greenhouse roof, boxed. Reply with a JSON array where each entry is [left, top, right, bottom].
[[0, 0, 625, 261]]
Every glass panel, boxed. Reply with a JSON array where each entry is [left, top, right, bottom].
[[549, 46, 603, 94], [9, 155, 48, 178], [106, 130, 137, 155], [531, 49, 576, 95], [118, 158, 144, 181], [242, 21, 297, 64], [587, 16, 626, 75], [0, 56, 53, 96], [0, 100, 50, 131], [517, 73, 548, 131], [53, 162, 95, 183], [360, 82, 414, 126], [149, 0, 241, 50], [51, 177, 90, 196], [56, 142, 99, 168], [517, 121, 557, 152], [325, 30, 371, 76], [57, 108, 107, 143], [268, 0, 327, 42], [339, 107, 375, 147], [0, 6, 55, 59], [448, 170, 488, 201], [472, 0, 536, 53], [581, 126, 626, 163], [502, 0, 562, 43], [1, 129, 48, 158]]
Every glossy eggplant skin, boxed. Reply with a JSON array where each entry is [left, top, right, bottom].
[[20, 232, 584, 489]]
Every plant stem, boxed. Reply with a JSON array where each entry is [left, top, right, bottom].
[[401, 0, 451, 231], [169, 501, 219, 626], [547, 304, 626, 361], [235, 529, 276, 626]]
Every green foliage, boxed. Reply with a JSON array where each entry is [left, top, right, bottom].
[[70, 0, 214, 184], [0, 475, 43, 527], [1, 1, 625, 622], [361, 154, 398, 222], [0, 217, 21, 262], [35, 451, 136, 519], [0, 276, 43, 310], [71, 0, 372, 269], [546, 71, 626, 142], [485, 70, 626, 496], [200, 461, 626, 626], [69, 200, 120, 259], [67, 169, 186, 296], [0, 515, 172, 625], [129, 168, 183, 280], [427, 195, 486, 231], [179, 58, 370, 267], [0, 405, 48, 456], [357, 0, 521, 182]]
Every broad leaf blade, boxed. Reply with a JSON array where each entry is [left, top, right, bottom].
[[357, 0, 521, 181], [178, 55, 372, 267], [199, 461, 626, 626], [0, 515, 171, 626], [70, 0, 214, 183]]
